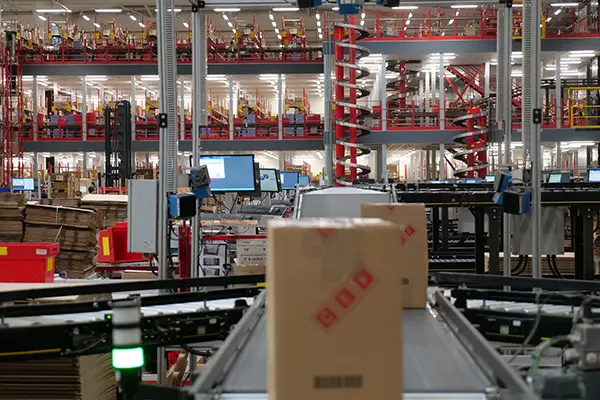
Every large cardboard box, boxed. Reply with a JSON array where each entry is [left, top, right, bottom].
[[361, 203, 428, 309], [267, 218, 404, 400]]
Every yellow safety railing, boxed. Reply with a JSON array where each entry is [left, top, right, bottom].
[[568, 86, 600, 129]]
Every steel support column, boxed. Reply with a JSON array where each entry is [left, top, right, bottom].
[[556, 55, 561, 129], [82, 152, 88, 177], [323, 39, 334, 185], [81, 77, 87, 141], [439, 143, 445, 179], [380, 55, 388, 130], [498, 4, 513, 278], [484, 61, 490, 98], [130, 76, 136, 141], [523, 0, 542, 278], [180, 78, 185, 142], [556, 142, 562, 168], [33, 152, 39, 197], [380, 145, 387, 183], [425, 72, 430, 125], [439, 54, 445, 130], [228, 76, 234, 140], [277, 74, 284, 140], [156, 0, 179, 384], [32, 76, 38, 141], [190, 6, 207, 373]]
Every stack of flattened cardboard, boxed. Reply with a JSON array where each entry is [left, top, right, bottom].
[[24, 204, 99, 278], [81, 194, 128, 229], [0, 354, 116, 400], [0, 192, 25, 242], [484, 252, 581, 275]]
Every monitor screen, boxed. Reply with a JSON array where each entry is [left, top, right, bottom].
[[589, 169, 600, 183], [485, 175, 496, 183], [548, 173, 563, 183], [298, 175, 310, 185], [259, 168, 280, 192], [281, 172, 299, 190], [199, 154, 256, 192], [12, 177, 34, 191], [464, 178, 481, 183]]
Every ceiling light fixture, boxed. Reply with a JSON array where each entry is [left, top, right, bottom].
[[214, 8, 240, 12], [272, 7, 299, 11], [319, 33, 323, 39], [38, 15, 47, 21], [139, 22, 145, 28], [129, 14, 137, 21], [316, 13, 320, 20], [272, 21, 277, 27], [448, 19, 454, 25], [36, 9, 71, 13], [82, 14, 91, 21], [228, 21, 234, 28], [94, 22, 101, 28], [554, 9, 562, 15], [275, 28, 280, 34], [95, 8, 122, 13], [317, 20, 321, 27], [391, 5, 419, 9], [183, 21, 189, 28], [361, 12, 366, 19], [269, 13, 274, 20], [153, 8, 182, 12], [550, 2, 579, 6]]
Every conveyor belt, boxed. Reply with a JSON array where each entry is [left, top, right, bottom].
[[217, 309, 492, 397], [1, 298, 251, 328]]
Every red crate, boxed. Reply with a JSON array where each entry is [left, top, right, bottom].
[[0, 242, 60, 283], [98, 222, 150, 264]]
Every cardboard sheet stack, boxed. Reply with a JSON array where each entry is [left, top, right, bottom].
[[81, 194, 128, 229], [39, 198, 82, 208], [24, 204, 99, 278], [483, 252, 582, 275], [0, 192, 25, 242], [0, 354, 116, 400]]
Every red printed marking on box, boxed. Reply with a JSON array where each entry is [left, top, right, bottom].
[[353, 268, 374, 290], [335, 288, 357, 309], [405, 225, 416, 237], [315, 307, 337, 329]]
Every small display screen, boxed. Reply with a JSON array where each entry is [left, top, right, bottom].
[[281, 172, 299, 190], [260, 169, 280, 192], [199, 154, 256, 192], [12, 177, 34, 191], [589, 170, 600, 183], [548, 173, 563, 183], [298, 175, 310, 185]]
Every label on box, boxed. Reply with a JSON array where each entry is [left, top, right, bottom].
[[237, 255, 267, 265], [36, 249, 48, 256], [0, 247, 6, 256], [237, 239, 267, 247]]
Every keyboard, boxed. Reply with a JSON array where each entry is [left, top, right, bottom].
[[200, 213, 254, 221], [240, 206, 286, 216]]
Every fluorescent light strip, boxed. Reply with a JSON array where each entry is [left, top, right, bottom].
[[38, 15, 47, 21], [153, 8, 182, 12], [36, 9, 71, 13], [214, 8, 240, 12], [550, 2, 579, 6], [272, 7, 299, 11], [451, 4, 478, 8], [95, 8, 122, 13], [129, 14, 137, 21], [392, 5, 419, 9]]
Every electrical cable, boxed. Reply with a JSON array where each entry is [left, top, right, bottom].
[[511, 255, 525, 275], [528, 335, 571, 378], [65, 336, 107, 356], [180, 343, 212, 358], [507, 290, 547, 364]]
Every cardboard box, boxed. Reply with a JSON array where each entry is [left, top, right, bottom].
[[267, 218, 404, 400], [121, 270, 158, 280], [361, 203, 428, 309]]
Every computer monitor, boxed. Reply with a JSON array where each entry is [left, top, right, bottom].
[[281, 171, 299, 190], [199, 154, 257, 192], [298, 175, 310, 185], [259, 168, 281, 192], [245, 163, 262, 198], [548, 173, 563, 183], [589, 169, 600, 183], [485, 175, 496, 183], [12, 177, 34, 191], [464, 178, 482, 184]]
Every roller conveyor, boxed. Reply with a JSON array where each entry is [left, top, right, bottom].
[[187, 290, 536, 400], [217, 310, 492, 397]]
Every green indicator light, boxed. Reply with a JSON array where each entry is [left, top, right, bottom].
[[112, 347, 144, 369], [106, 314, 112, 320]]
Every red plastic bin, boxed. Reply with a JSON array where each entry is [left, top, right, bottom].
[[98, 222, 149, 264], [0, 242, 60, 283]]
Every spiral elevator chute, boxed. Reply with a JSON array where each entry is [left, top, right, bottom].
[[386, 60, 418, 126], [333, 18, 371, 186], [452, 107, 489, 178]]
